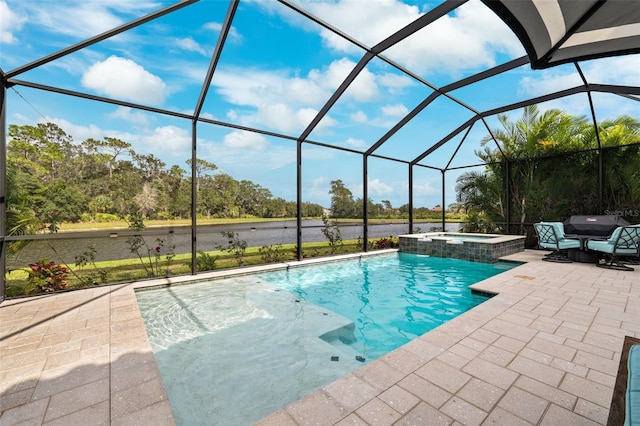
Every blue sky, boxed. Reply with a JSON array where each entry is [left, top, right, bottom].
[[2, 0, 639, 209]]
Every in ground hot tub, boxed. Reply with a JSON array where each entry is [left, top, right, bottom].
[[398, 232, 525, 262]]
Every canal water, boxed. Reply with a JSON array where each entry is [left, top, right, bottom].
[[7, 220, 460, 269]]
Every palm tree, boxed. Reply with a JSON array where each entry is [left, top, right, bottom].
[[476, 105, 589, 231], [455, 169, 504, 232]]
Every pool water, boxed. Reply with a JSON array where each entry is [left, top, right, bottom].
[[136, 252, 517, 425], [257, 252, 514, 360]]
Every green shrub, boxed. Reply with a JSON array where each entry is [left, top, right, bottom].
[[197, 251, 218, 272], [94, 213, 120, 222], [217, 232, 247, 266], [321, 216, 343, 254], [259, 244, 286, 263]]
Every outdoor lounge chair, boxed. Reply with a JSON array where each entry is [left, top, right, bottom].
[[586, 225, 640, 271], [533, 222, 581, 263]]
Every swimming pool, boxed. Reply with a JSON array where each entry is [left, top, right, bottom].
[[136, 252, 518, 425]]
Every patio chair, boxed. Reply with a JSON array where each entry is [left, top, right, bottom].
[[586, 225, 640, 271], [533, 222, 581, 263]]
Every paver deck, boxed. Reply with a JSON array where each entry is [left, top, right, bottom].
[[1, 250, 638, 425]]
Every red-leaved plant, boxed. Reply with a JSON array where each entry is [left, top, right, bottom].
[[27, 259, 70, 293]]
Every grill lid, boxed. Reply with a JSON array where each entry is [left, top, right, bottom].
[[563, 215, 630, 237]]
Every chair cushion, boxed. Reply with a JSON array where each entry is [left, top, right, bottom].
[[587, 239, 638, 255], [587, 226, 640, 254], [556, 239, 581, 250], [627, 344, 640, 426]]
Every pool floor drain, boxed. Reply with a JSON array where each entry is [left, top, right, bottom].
[[331, 356, 339, 361], [356, 355, 365, 362]]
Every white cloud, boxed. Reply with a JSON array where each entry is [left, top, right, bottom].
[[215, 67, 323, 107], [313, 176, 328, 188], [307, 176, 331, 207], [223, 131, 269, 149], [198, 133, 296, 174], [345, 137, 368, 149], [41, 116, 103, 142], [579, 55, 640, 87], [257, 103, 308, 134], [350, 178, 394, 198], [212, 61, 358, 134], [175, 37, 207, 56], [15, 0, 158, 39], [519, 69, 583, 97], [517, 55, 640, 118], [413, 180, 438, 195], [368, 178, 394, 195], [139, 125, 191, 153], [381, 103, 408, 117], [203, 21, 243, 44], [351, 110, 368, 123], [82, 56, 166, 105], [279, 0, 523, 76], [307, 0, 421, 54], [0, 1, 25, 44], [108, 106, 150, 126], [214, 57, 379, 109], [208, 53, 419, 135], [384, 1, 523, 75], [301, 145, 338, 161], [377, 72, 415, 94], [324, 58, 379, 101], [33, 115, 191, 161]]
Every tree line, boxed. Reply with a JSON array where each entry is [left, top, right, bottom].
[[6, 122, 448, 239], [327, 179, 451, 220], [6, 123, 327, 234]]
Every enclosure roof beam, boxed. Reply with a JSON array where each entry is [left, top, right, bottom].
[[193, 0, 238, 120], [297, 0, 466, 143], [278, 0, 371, 53], [365, 56, 529, 157], [8, 79, 194, 120], [374, 1, 468, 53], [411, 86, 588, 165], [298, 53, 374, 143], [5, 0, 198, 79], [283, 0, 481, 144], [444, 124, 474, 171], [412, 116, 477, 165]]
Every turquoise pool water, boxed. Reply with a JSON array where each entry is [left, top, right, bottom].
[[136, 252, 518, 425], [257, 252, 515, 360]]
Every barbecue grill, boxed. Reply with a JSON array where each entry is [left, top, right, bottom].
[[563, 215, 630, 238]]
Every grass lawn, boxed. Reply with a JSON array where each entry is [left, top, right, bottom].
[[5, 237, 398, 298]]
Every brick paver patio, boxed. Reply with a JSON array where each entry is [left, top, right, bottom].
[[1, 250, 638, 425]]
